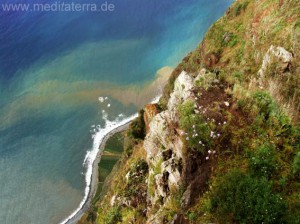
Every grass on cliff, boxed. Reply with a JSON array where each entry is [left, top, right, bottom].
[[83, 0, 300, 223], [95, 114, 148, 224], [185, 87, 300, 223], [160, 0, 300, 122], [79, 112, 148, 224], [159, 3, 300, 213]]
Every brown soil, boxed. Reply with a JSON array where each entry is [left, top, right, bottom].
[[182, 81, 251, 212]]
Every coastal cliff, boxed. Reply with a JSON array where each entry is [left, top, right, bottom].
[[80, 0, 300, 223]]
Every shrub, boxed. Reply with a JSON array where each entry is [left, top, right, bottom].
[[237, 98, 246, 109], [233, 1, 249, 17], [187, 212, 197, 221], [87, 206, 98, 223], [252, 91, 276, 119], [123, 137, 135, 157], [238, 91, 276, 121], [233, 72, 244, 83], [132, 159, 148, 173], [286, 193, 300, 223], [211, 170, 287, 224], [128, 110, 146, 139], [124, 160, 148, 198], [178, 99, 195, 119], [105, 206, 122, 224], [178, 100, 211, 153], [194, 71, 217, 90], [127, 159, 148, 185], [249, 144, 277, 178], [292, 152, 300, 175], [228, 34, 238, 47]]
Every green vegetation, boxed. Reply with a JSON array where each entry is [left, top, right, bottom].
[[92, 132, 124, 204], [158, 187, 186, 222], [249, 143, 277, 178], [293, 152, 300, 175], [105, 207, 122, 224], [178, 100, 211, 153], [87, 206, 98, 223], [81, 0, 300, 223], [105, 133, 125, 154], [123, 159, 148, 197], [232, 1, 249, 17], [211, 170, 287, 224], [187, 212, 197, 221], [128, 110, 146, 140], [88, 118, 149, 224], [124, 111, 145, 157], [187, 85, 299, 223], [194, 71, 217, 90]]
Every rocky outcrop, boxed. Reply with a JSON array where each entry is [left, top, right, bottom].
[[143, 71, 198, 221], [82, 1, 300, 223], [167, 71, 194, 113], [181, 184, 192, 209], [144, 104, 159, 133], [258, 45, 293, 87]]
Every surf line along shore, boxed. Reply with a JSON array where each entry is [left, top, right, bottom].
[[62, 96, 160, 224], [63, 118, 136, 224]]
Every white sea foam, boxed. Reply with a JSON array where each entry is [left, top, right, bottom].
[[151, 95, 161, 104], [60, 112, 138, 224], [60, 95, 161, 224]]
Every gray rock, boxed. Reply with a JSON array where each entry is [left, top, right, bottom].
[[181, 184, 192, 209]]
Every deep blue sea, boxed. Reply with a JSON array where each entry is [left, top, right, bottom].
[[0, 0, 232, 223]]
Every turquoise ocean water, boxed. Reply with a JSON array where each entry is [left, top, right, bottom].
[[0, 0, 232, 223]]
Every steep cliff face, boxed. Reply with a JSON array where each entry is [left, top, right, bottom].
[[81, 0, 300, 223], [144, 72, 194, 223]]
